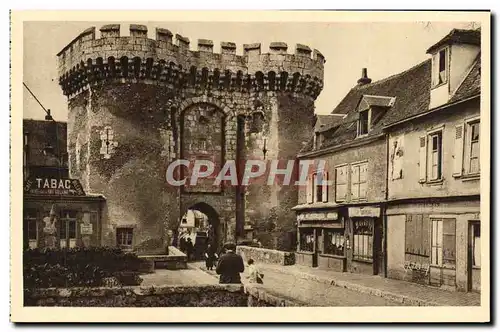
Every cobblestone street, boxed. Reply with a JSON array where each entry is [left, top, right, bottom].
[[140, 266, 218, 287], [189, 262, 408, 306]]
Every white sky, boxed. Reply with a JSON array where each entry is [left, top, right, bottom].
[[23, 21, 478, 121]]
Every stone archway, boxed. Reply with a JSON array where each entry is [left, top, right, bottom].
[[179, 202, 222, 259]]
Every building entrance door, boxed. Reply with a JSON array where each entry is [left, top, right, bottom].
[[467, 220, 481, 292], [373, 218, 384, 275], [312, 228, 323, 268]]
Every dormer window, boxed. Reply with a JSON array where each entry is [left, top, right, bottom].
[[314, 132, 323, 149], [357, 109, 370, 137], [432, 47, 449, 88], [438, 48, 448, 84]]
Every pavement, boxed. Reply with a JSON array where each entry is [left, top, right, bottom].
[[192, 262, 408, 306], [192, 261, 481, 307], [140, 265, 218, 287], [138, 260, 480, 307]]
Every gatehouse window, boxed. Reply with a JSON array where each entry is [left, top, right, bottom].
[[353, 219, 373, 262], [431, 218, 456, 267], [298, 228, 314, 252], [117, 227, 134, 248], [323, 229, 345, 256]]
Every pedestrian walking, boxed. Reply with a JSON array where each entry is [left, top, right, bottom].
[[246, 258, 264, 284], [185, 238, 194, 261], [215, 243, 244, 284], [204, 244, 217, 270]]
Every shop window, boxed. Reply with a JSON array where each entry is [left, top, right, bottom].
[[405, 214, 430, 262], [335, 165, 348, 202], [299, 228, 314, 252], [117, 228, 134, 248], [472, 223, 480, 268], [24, 209, 37, 249], [60, 210, 78, 249], [353, 219, 373, 261], [350, 162, 367, 201], [431, 218, 456, 267], [323, 229, 345, 256]]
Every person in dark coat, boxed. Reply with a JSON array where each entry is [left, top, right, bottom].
[[185, 238, 194, 261], [179, 236, 187, 253], [204, 244, 217, 270], [216, 243, 244, 284]]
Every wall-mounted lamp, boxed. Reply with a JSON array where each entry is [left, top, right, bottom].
[[262, 136, 268, 159]]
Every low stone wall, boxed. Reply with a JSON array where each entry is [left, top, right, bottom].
[[138, 246, 187, 270], [237, 245, 295, 266], [25, 284, 246, 307], [24, 284, 305, 307]]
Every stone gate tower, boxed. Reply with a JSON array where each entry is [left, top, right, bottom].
[[57, 24, 324, 252]]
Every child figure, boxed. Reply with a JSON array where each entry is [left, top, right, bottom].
[[246, 259, 264, 284]]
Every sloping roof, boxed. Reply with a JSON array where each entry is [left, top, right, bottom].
[[450, 53, 481, 103], [362, 95, 395, 108], [426, 28, 481, 54], [311, 59, 432, 150], [314, 114, 343, 133]]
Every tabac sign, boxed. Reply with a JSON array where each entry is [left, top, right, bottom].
[[24, 178, 86, 196]]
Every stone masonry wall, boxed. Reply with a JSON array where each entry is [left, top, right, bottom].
[[24, 284, 303, 307], [59, 24, 325, 252]]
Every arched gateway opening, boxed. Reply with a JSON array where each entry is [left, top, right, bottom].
[[178, 202, 221, 261]]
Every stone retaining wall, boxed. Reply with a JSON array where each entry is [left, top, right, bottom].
[[237, 245, 295, 266], [24, 283, 304, 308]]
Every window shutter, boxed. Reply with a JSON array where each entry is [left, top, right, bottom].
[[313, 173, 318, 202], [322, 171, 328, 202], [419, 136, 427, 182], [431, 53, 438, 87], [306, 175, 313, 203], [453, 124, 464, 177]]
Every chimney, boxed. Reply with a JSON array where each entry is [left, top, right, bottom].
[[45, 109, 53, 121], [357, 68, 372, 85]]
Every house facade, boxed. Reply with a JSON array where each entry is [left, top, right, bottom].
[[294, 69, 391, 276], [385, 29, 481, 293], [293, 28, 483, 289], [23, 115, 105, 250]]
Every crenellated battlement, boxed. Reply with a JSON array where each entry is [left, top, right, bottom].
[[57, 24, 325, 99]]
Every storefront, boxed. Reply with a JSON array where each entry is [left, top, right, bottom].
[[23, 177, 106, 250], [386, 197, 480, 292], [295, 204, 384, 276], [346, 205, 384, 276], [295, 209, 346, 271]]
